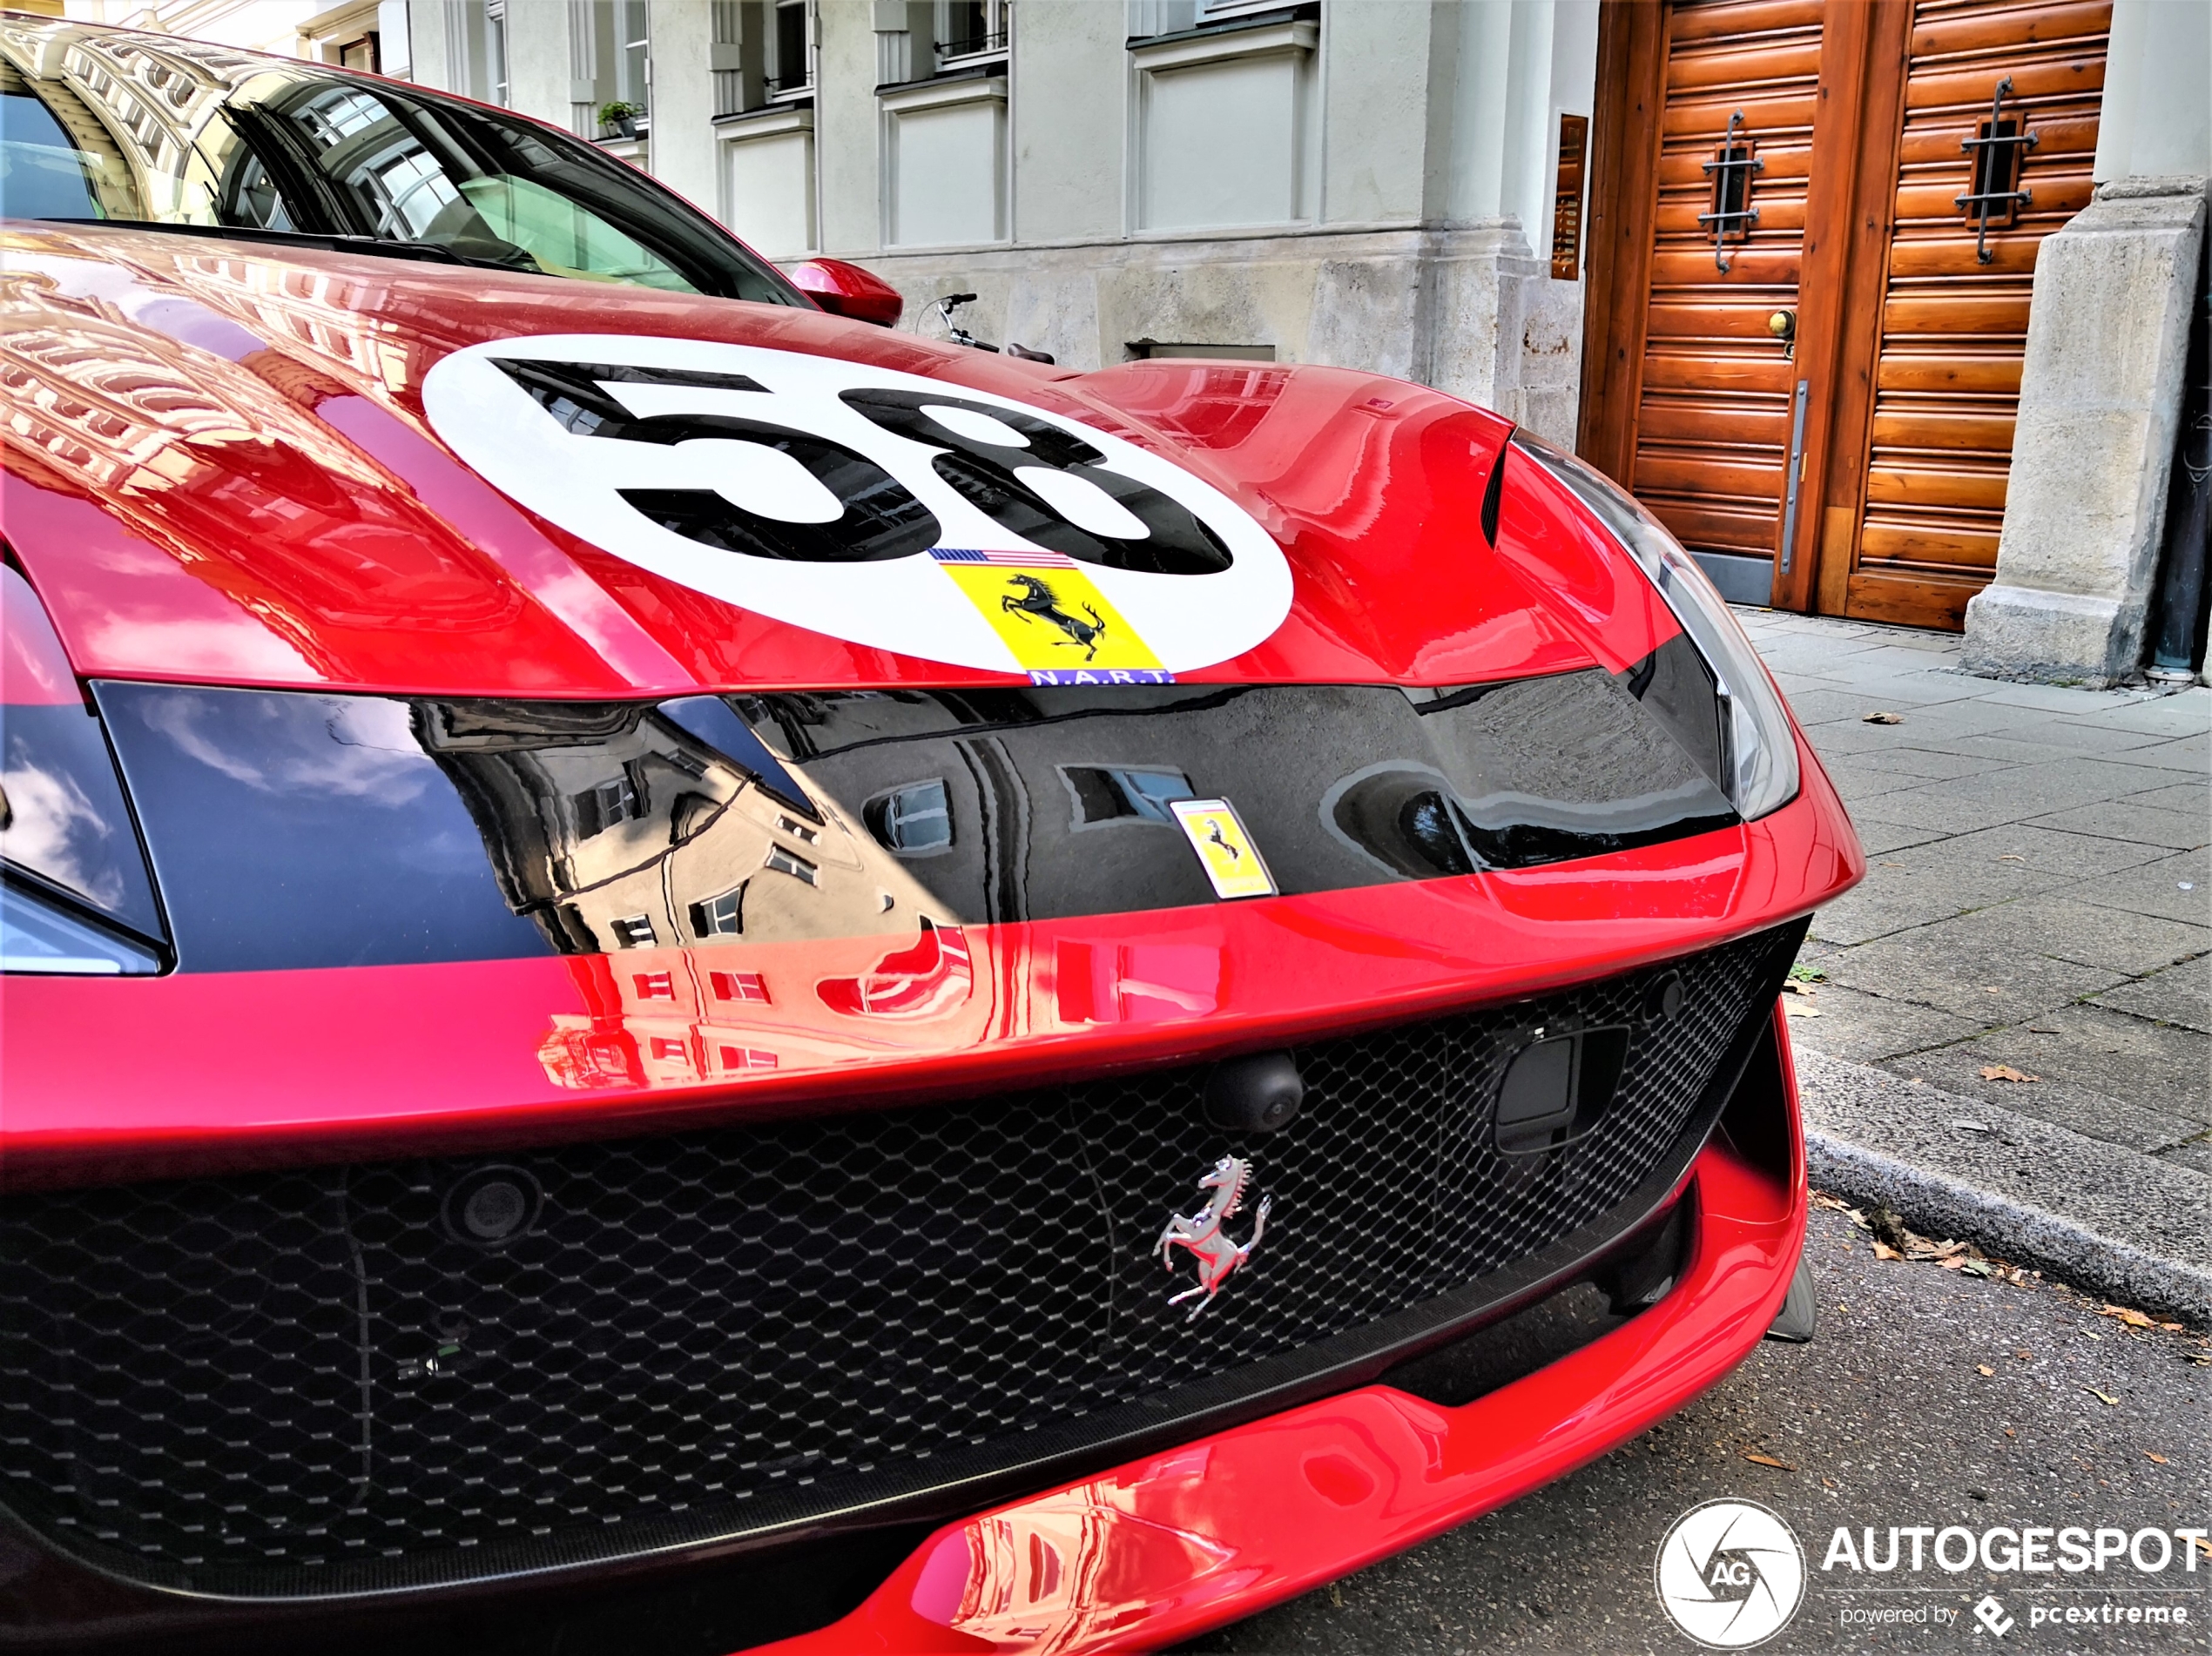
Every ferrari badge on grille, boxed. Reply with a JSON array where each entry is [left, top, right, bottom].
[[1169, 798, 1277, 899], [1156, 1154, 1271, 1319]]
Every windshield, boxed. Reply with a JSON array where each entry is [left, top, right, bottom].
[[0, 19, 799, 304]]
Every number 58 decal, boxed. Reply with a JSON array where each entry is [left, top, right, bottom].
[[421, 335, 1292, 677]]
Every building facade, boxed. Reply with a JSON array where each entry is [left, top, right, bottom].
[[360, 0, 2211, 675], [400, 0, 1602, 445]]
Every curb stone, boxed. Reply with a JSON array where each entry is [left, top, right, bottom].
[[1793, 1047, 2212, 1326]]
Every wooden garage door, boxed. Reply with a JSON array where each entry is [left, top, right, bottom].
[[1819, 0, 2110, 628], [1626, 0, 1825, 605]]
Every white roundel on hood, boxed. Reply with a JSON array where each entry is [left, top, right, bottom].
[[421, 334, 1293, 678]]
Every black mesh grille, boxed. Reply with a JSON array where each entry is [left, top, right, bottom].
[[0, 925, 1791, 1595]]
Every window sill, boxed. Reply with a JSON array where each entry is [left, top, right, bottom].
[[1128, 14, 1315, 72], [934, 46, 1009, 74], [878, 72, 1007, 114], [712, 104, 813, 137], [594, 134, 649, 163]]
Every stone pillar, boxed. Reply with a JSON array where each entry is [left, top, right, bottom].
[[1961, 177, 2208, 684], [646, 0, 716, 216]]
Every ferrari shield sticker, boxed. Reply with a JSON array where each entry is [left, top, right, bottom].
[[1170, 798, 1277, 900], [419, 335, 1293, 677], [929, 549, 1164, 673]]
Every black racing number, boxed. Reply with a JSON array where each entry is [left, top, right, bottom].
[[493, 358, 941, 563], [838, 390, 1233, 576]]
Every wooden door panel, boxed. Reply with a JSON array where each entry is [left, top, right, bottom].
[[1638, 400, 1794, 446], [1911, 0, 2110, 52], [1875, 355, 2022, 394], [1653, 502, 1794, 556], [1665, 38, 1824, 85], [1860, 522, 2003, 562], [1671, 0, 1822, 41], [1880, 293, 2035, 334], [1865, 463, 2013, 510], [1661, 91, 1821, 138], [1896, 112, 2098, 164], [1895, 174, 2093, 223], [1868, 407, 2019, 451], [1620, 0, 1826, 606], [1642, 355, 1797, 394], [1832, 0, 2109, 629], [1658, 147, 1814, 187], [1905, 54, 2103, 111]]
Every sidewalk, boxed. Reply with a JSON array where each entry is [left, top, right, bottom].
[[1736, 608, 2211, 1315]]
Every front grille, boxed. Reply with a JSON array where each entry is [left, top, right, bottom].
[[0, 924, 1795, 1597]]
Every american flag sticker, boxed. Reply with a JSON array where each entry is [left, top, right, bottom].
[[928, 547, 1080, 569]]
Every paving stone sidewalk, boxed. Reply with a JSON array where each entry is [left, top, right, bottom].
[[1737, 608, 2211, 1180]]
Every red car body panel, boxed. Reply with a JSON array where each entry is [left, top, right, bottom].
[[751, 1043, 1805, 1656], [0, 757, 1854, 1189], [0, 223, 1659, 701], [0, 202, 1858, 1656]]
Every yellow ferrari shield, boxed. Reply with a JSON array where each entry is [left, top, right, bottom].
[[934, 556, 1163, 673], [1170, 798, 1277, 900]]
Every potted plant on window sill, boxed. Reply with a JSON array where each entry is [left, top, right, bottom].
[[598, 100, 644, 140]]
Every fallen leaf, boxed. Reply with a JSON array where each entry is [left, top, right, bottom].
[[1959, 1259, 1993, 1278], [1743, 1451, 1796, 1471], [1784, 1001, 1823, 1018], [2085, 1386, 2119, 1405], [1868, 1206, 1912, 1250], [2099, 1305, 2155, 1330], [2160, 1321, 2184, 1331], [2144, 1451, 2168, 1464], [1976, 1364, 1994, 1376], [2194, 1537, 2212, 1560], [1872, 1241, 1902, 1261], [1980, 1065, 2040, 1083], [1863, 710, 1903, 724], [1997, 854, 2027, 863], [1783, 979, 1817, 996]]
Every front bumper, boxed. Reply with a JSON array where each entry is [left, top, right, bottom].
[[751, 1007, 1807, 1655]]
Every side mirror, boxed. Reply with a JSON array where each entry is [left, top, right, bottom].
[[786, 259, 904, 327]]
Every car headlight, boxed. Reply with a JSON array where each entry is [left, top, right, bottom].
[[1510, 432, 1801, 821]]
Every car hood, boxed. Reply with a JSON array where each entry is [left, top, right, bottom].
[[0, 223, 1676, 697]]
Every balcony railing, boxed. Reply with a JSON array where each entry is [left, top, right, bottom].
[[936, 28, 1007, 59]]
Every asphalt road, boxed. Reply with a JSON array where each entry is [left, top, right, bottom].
[[1182, 1205, 2212, 1654]]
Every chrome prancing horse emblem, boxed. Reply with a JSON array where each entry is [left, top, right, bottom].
[[1156, 1154, 1271, 1319]]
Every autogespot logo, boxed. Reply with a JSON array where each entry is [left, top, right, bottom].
[[1656, 1499, 1808, 1648]]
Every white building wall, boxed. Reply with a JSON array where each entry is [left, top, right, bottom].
[[399, 0, 1602, 427]]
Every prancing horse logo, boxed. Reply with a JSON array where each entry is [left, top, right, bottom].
[[1156, 1154, 1271, 1319], [1001, 574, 1106, 660]]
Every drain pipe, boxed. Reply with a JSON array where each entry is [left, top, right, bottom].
[[2146, 226, 2211, 683]]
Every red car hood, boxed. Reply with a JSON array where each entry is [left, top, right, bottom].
[[0, 222, 1675, 697]]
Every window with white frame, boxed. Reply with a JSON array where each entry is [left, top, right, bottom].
[[617, 0, 651, 115], [935, 0, 1008, 69], [480, 0, 509, 105], [772, 0, 812, 95]]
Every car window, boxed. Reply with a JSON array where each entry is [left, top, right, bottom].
[[0, 84, 104, 221], [0, 18, 793, 304]]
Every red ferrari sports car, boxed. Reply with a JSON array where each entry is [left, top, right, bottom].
[[0, 18, 1858, 1654]]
